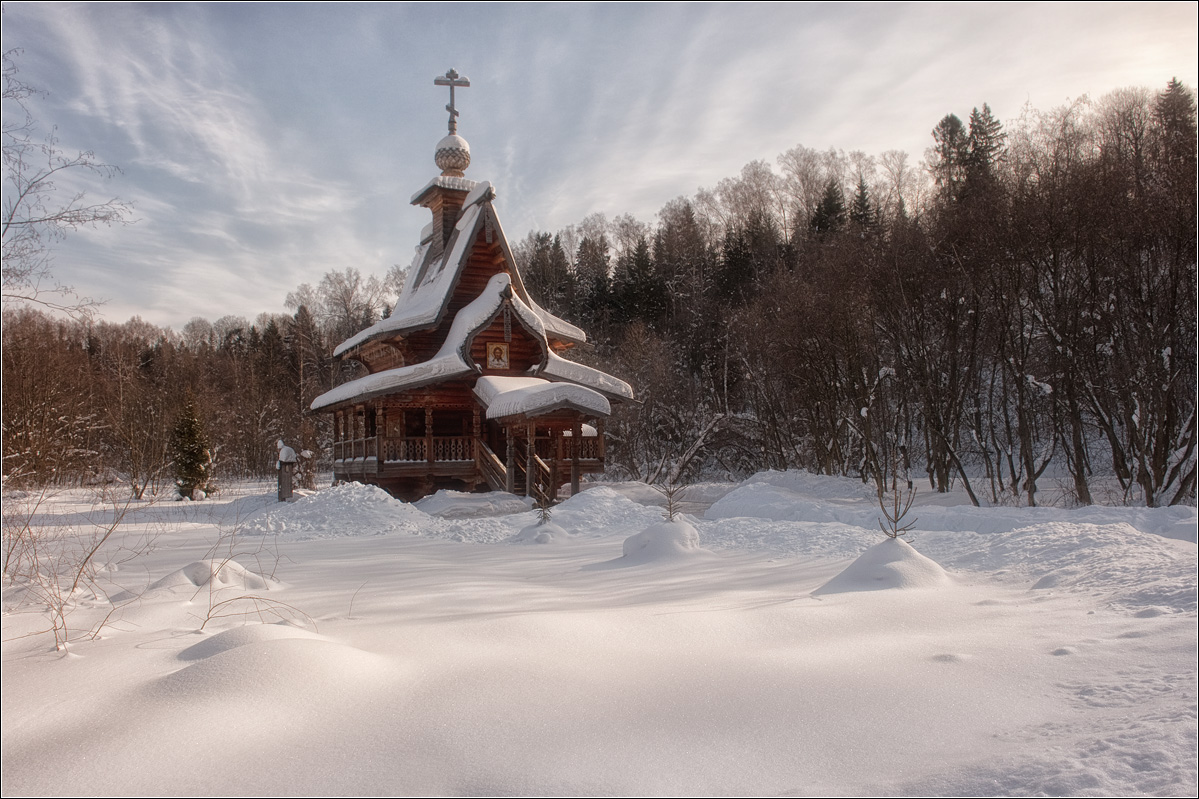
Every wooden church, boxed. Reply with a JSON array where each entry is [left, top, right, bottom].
[[311, 69, 633, 502]]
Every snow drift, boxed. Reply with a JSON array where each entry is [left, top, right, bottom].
[[812, 537, 951, 595]]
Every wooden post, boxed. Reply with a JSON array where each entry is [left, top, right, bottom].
[[333, 411, 341, 461], [377, 405, 386, 464], [525, 422, 535, 498], [571, 419, 581, 497], [505, 426, 515, 494], [278, 462, 293, 502], [425, 407, 434, 465], [597, 419, 606, 460], [400, 409, 408, 459], [472, 409, 481, 460], [550, 429, 561, 503]]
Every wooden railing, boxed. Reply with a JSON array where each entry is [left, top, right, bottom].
[[431, 436, 473, 462], [380, 437, 426, 462], [530, 454, 553, 506], [335, 436, 474, 464], [331, 434, 601, 498], [476, 440, 508, 491], [332, 437, 377, 461], [534, 436, 601, 460]]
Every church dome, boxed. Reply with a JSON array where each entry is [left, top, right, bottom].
[[435, 134, 471, 177]]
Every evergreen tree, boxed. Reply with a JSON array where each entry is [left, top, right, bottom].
[[810, 180, 846, 236], [1155, 78, 1197, 173], [965, 104, 1006, 194], [573, 235, 612, 340], [170, 393, 212, 498], [930, 113, 968, 198], [849, 176, 875, 231]]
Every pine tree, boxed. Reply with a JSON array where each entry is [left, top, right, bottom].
[[170, 393, 212, 498]]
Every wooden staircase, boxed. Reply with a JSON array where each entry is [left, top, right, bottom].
[[475, 438, 553, 505]]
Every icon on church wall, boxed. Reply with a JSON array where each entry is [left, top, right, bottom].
[[487, 342, 509, 369]]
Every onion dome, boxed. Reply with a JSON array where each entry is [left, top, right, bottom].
[[435, 133, 471, 177]]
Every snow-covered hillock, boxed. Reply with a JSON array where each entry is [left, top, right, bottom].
[[416, 489, 531, 518], [707, 470, 1198, 542], [148, 559, 277, 593], [621, 519, 708, 564], [244, 482, 431, 539], [549, 486, 663, 536], [510, 521, 572, 544], [916, 522, 1198, 613], [812, 538, 950, 595]]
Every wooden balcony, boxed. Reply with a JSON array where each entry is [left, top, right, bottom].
[[331, 434, 604, 499]]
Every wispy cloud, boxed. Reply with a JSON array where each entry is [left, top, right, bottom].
[[5, 3, 1195, 328]]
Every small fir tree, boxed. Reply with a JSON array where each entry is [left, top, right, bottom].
[[535, 496, 554, 526], [170, 394, 212, 498]]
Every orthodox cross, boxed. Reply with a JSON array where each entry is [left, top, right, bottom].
[[434, 68, 470, 134]]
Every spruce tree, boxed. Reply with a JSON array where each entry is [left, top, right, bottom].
[[170, 393, 212, 498], [810, 180, 846, 236], [849, 176, 875, 231], [930, 113, 968, 197]]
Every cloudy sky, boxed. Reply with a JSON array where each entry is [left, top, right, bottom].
[[4, 2, 1196, 329]]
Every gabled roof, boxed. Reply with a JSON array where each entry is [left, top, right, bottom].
[[311, 272, 634, 412], [333, 181, 585, 358]]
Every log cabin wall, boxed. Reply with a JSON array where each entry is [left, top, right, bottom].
[[469, 305, 543, 373]]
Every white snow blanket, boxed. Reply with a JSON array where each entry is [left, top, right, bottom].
[[2, 471, 1194, 797]]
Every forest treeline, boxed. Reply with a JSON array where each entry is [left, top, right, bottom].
[[3, 81, 1195, 506]]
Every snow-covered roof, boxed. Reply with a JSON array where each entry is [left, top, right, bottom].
[[313, 273, 512, 411], [540, 352, 634, 400], [473, 376, 611, 421], [332, 203, 482, 357], [409, 175, 478, 205], [333, 180, 586, 357]]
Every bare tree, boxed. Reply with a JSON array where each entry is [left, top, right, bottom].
[[2, 49, 132, 317]]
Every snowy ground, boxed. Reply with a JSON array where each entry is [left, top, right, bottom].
[[2, 472, 1195, 796]]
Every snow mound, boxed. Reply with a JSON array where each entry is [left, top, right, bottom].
[[152, 637, 393, 702], [741, 469, 878, 500], [510, 521, 571, 544], [707, 480, 876, 526], [244, 482, 430, 538], [416, 490, 531, 518], [708, 473, 1198, 544], [621, 520, 706, 564], [813, 538, 951, 595], [600, 481, 737, 513], [554, 486, 663, 534], [149, 560, 276, 593], [178, 623, 326, 661], [920, 522, 1198, 612]]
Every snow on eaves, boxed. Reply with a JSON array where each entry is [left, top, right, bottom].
[[409, 175, 478, 205], [333, 181, 584, 356], [474, 375, 545, 406], [540, 352, 634, 400], [529, 299, 586, 344], [313, 273, 514, 411], [309, 354, 472, 411], [332, 204, 484, 357], [475, 199, 586, 345], [333, 242, 431, 356], [473, 376, 611, 420]]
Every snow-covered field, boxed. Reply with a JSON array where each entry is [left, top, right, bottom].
[[3, 473, 1196, 796]]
